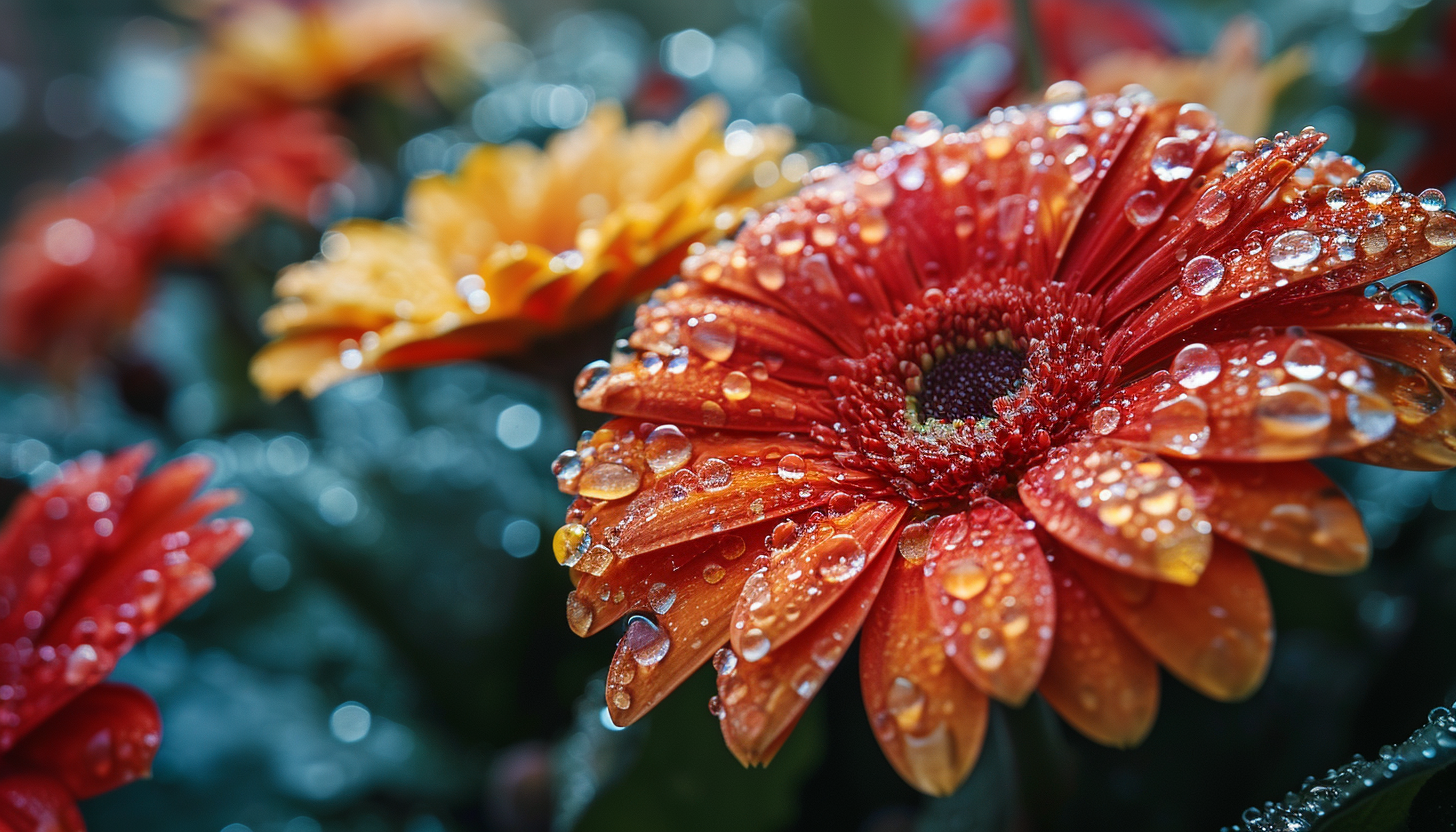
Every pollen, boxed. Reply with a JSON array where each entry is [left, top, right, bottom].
[[919, 349, 1028, 423]]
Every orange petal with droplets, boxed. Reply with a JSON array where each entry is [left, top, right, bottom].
[[716, 541, 894, 766], [1107, 332, 1395, 462], [1038, 556, 1158, 748], [861, 554, 989, 797], [731, 501, 905, 662], [1073, 540, 1273, 702], [1176, 460, 1369, 574], [1019, 439, 1211, 585], [922, 500, 1054, 705], [1343, 358, 1456, 470]]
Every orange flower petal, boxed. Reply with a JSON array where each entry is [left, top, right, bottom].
[[1176, 460, 1369, 574], [1107, 331, 1395, 462], [1073, 539, 1273, 701], [923, 500, 1055, 705], [1344, 357, 1456, 470], [1038, 555, 1158, 748], [860, 554, 989, 797], [715, 539, 894, 766], [1019, 439, 1211, 585], [11, 682, 160, 799], [731, 501, 905, 663]]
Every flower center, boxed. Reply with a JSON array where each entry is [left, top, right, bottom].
[[919, 349, 1026, 422]]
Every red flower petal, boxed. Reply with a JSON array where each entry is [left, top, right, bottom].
[[1073, 539, 1272, 701], [860, 554, 989, 797], [597, 528, 771, 725], [1176, 460, 1369, 574], [1107, 332, 1395, 462], [1019, 439, 1211, 585], [10, 683, 161, 799], [730, 501, 905, 663], [923, 500, 1054, 705], [1038, 555, 1158, 748], [1343, 358, 1456, 470], [715, 536, 895, 765], [0, 773, 84, 832]]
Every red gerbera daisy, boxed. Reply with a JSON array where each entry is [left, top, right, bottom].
[[0, 446, 250, 831], [549, 86, 1456, 795]]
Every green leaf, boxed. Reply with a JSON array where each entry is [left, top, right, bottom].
[[1230, 704, 1456, 832], [802, 0, 913, 140]]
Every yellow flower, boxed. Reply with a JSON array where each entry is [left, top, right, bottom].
[[1075, 16, 1309, 137], [183, 0, 507, 131], [250, 97, 800, 398]]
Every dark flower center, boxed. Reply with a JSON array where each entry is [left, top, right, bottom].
[[920, 349, 1026, 422]]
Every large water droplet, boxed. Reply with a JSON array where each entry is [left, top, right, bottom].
[[1268, 230, 1321, 270], [722, 371, 752, 401], [971, 627, 1007, 671], [574, 361, 611, 397], [644, 425, 693, 474], [648, 582, 677, 614], [1426, 213, 1456, 248], [816, 534, 867, 584], [886, 676, 927, 730], [1044, 80, 1088, 125], [777, 454, 807, 481], [1171, 343, 1221, 389], [897, 522, 931, 563], [1150, 137, 1195, 181], [553, 524, 591, 566], [1123, 190, 1164, 227], [689, 319, 738, 362], [623, 615, 671, 667], [1282, 338, 1327, 381], [1359, 170, 1397, 205], [1090, 405, 1122, 435], [1193, 187, 1230, 227], [696, 457, 733, 490], [1149, 393, 1210, 454], [1418, 188, 1447, 212], [741, 628, 771, 662], [578, 462, 642, 500], [942, 560, 988, 600], [897, 111, 943, 147], [1256, 383, 1332, 438], [566, 592, 594, 636], [1181, 255, 1224, 296], [1389, 280, 1437, 312]]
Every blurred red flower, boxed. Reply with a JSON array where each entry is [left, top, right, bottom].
[[0, 446, 250, 831], [0, 108, 349, 369], [551, 91, 1456, 794], [1361, 5, 1456, 189]]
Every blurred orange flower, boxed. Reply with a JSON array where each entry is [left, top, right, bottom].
[[0, 446, 249, 830], [0, 109, 349, 368], [250, 98, 800, 398], [181, 0, 508, 132], [549, 92, 1456, 795]]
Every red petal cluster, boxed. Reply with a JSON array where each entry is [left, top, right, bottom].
[[0, 446, 250, 830], [551, 90, 1456, 796], [0, 108, 349, 368]]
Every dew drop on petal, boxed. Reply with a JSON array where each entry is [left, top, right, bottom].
[[566, 592, 594, 636], [578, 462, 642, 500], [1181, 256, 1224, 296], [1268, 230, 1321, 270], [898, 111, 943, 147], [756, 261, 786, 291], [644, 425, 693, 474], [722, 371, 752, 400], [647, 582, 677, 615], [1325, 187, 1347, 210], [697, 458, 733, 490], [1255, 383, 1332, 438], [1359, 170, 1397, 205], [553, 524, 591, 566], [815, 534, 867, 584], [703, 562, 726, 583], [1418, 188, 1447, 212], [942, 560, 989, 600], [741, 628, 771, 662], [1171, 343, 1221, 389], [970, 627, 1007, 671], [624, 615, 671, 667], [1044, 80, 1088, 125], [689, 319, 738, 362], [1346, 390, 1397, 441], [1426, 213, 1456, 248], [1149, 393, 1210, 454], [1282, 338, 1327, 381], [886, 676, 927, 730], [574, 360, 611, 397], [1090, 405, 1122, 435], [776, 453, 807, 481], [1389, 280, 1437, 312], [1150, 137, 1195, 181], [1123, 190, 1164, 227], [897, 522, 932, 563], [701, 400, 728, 426], [1193, 187, 1230, 227]]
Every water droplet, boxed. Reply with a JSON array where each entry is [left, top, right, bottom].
[[1325, 187, 1347, 210], [1359, 170, 1397, 205], [897, 522, 931, 563], [1090, 405, 1122, 435], [897, 163, 926, 191], [578, 463, 642, 501], [566, 592, 594, 636], [1193, 188, 1230, 227], [1418, 188, 1447, 212], [756, 260, 786, 291], [1149, 394, 1210, 454], [1181, 256, 1224, 296], [971, 627, 1007, 670], [1346, 390, 1396, 441], [1283, 339, 1327, 381], [777, 454, 807, 481], [886, 676, 927, 730], [63, 644, 99, 685], [1390, 280, 1437, 312], [553, 524, 591, 566], [623, 615, 671, 667], [741, 628, 771, 662], [897, 111, 943, 147], [552, 450, 582, 491], [1174, 103, 1216, 139], [689, 319, 738, 362], [703, 562, 726, 583], [722, 371, 752, 401], [859, 209, 889, 245], [816, 534, 867, 584], [644, 425, 693, 474], [1150, 137, 1195, 181], [1123, 190, 1163, 227], [1256, 383, 1332, 438], [1426, 213, 1456, 248], [697, 458, 733, 490], [648, 582, 677, 614], [1268, 230, 1321, 270], [1044, 80, 1088, 125], [574, 361, 611, 397], [942, 560, 988, 600], [1171, 343, 1221, 389], [701, 400, 728, 426]]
